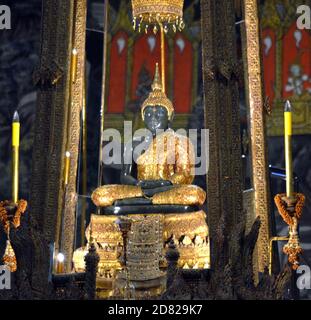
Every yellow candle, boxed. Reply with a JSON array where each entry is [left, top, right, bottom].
[[71, 48, 78, 84], [56, 253, 65, 274], [284, 100, 293, 198], [64, 151, 71, 186], [12, 116, 20, 147], [12, 111, 20, 203]]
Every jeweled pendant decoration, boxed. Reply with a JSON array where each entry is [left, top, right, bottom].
[[131, 0, 185, 33], [3, 240, 17, 272]]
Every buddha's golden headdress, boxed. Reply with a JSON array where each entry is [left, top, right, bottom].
[[141, 63, 174, 120]]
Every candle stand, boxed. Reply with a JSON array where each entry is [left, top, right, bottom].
[[274, 193, 305, 270]]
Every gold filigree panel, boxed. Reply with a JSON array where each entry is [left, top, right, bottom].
[[243, 0, 271, 272]]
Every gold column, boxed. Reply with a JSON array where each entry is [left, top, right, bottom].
[[60, 0, 87, 272], [242, 0, 271, 271], [28, 0, 87, 286], [81, 77, 87, 245], [97, 0, 109, 189], [159, 23, 166, 93]]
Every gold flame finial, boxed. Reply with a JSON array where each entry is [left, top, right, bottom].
[[152, 63, 162, 91]]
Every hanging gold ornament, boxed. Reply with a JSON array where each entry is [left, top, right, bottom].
[[3, 241, 17, 272], [0, 200, 27, 272], [131, 0, 185, 33]]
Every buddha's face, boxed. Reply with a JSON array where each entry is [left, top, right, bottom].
[[143, 105, 169, 136]]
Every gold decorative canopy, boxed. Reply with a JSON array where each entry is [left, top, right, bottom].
[[132, 0, 185, 33], [141, 63, 174, 120]]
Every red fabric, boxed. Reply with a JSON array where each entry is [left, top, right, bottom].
[[262, 28, 276, 104], [173, 33, 193, 113], [107, 31, 128, 113], [282, 23, 311, 98], [131, 32, 168, 100]]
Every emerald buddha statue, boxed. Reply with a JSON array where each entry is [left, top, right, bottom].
[[92, 64, 206, 210], [73, 64, 209, 297]]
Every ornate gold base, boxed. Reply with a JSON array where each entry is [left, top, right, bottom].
[[163, 211, 210, 269], [72, 210, 210, 297]]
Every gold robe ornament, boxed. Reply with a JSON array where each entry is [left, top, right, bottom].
[[92, 64, 204, 207], [91, 129, 205, 207]]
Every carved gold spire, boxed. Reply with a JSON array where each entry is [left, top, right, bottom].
[[152, 62, 162, 91], [141, 63, 174, 120], [132, 0, 185, 33]]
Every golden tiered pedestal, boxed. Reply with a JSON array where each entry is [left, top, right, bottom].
[[73, 210, 209, 298]]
